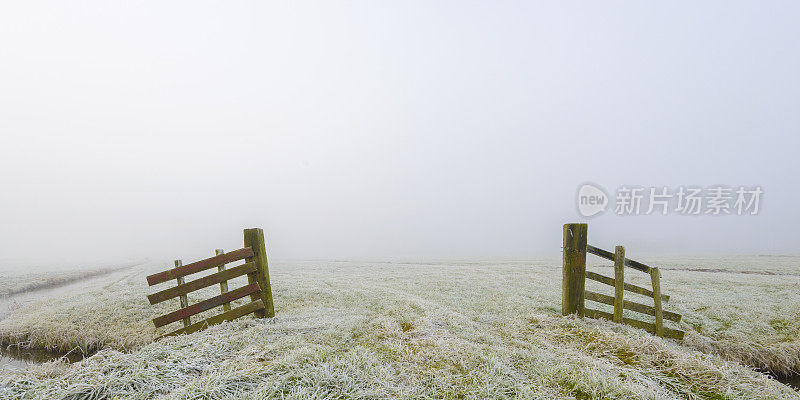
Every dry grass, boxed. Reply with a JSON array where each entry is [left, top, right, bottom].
[[0, 256, 798, 399]]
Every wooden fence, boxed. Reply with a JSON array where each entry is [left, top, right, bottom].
[[562, 223, 684, 340], [146, 228, 275, 339]]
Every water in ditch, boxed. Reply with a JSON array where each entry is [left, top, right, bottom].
[[0, 346, 87, 372], [773, 373, 800, 391]]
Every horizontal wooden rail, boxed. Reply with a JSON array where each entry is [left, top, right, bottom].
[[152, 283, 261, 328], [158, 299, 265, 339], [147, 247, 254, 286], [586, 271, 670, 302], [148, 262, 255, 305], [587, 245, 651, 273], [584, 307, 684, 340], [585, 290, 681, 322]]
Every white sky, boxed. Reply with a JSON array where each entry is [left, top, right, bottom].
[[1, 2, 798, 265]]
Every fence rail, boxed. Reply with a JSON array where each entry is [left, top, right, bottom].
[[584, 308, 685, 340], [584, 290, 681, 322], [146, 228, 274, 339], [563, 223, 685, 340], [147, 262, 256, 305], [147, 247, 254, 285], [587, 245, 651, 273], [152, 283, 261, 328], [585, 271, 669, 301]]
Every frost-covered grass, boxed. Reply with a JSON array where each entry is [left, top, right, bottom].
[[0, 264, 135, 297], [0, 256, 798, 399], [607, 255, 800, 375], [0, 265, 253, 353]]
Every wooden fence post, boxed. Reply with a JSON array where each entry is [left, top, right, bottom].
[[215, 249, 231, 312], [613, 246, 625, 323], [243, 228, 275, 318], [650, 267, 664, 337], [562, 223, 587, 316], [175, 260, 191, 327]]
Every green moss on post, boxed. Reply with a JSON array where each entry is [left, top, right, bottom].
[[562, 223, 587, 317], [613, 246, 625, 323], [650, 267, 664, 337], [175, 260, 191, 327], [215, 249, 231, 312], [243, 228, 275, 318]]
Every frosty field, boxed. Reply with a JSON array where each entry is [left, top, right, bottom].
[[0, 262, 138, 298], [0, 256, 798, 399]]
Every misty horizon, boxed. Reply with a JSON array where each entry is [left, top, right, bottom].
[[2, 2, 799, 267]]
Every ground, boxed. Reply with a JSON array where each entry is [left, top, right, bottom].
[[0, 256, 798, 399]]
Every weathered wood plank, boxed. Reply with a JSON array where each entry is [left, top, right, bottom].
[[244, 228, 274, 318], [584, 290, 681, 323], [146, 247, 254, 286], [585, 271, 670, 302], [562, 224, 588, 317], [587, 245, 651, 273], [584, 307, 684, 340], [147, 262, 255, 305], [651, 267, 665, 337], [152, 283, 261, 328], [613, 246, 625, 323], [215, 249, 231, 312], [158, 300, 265, 339]]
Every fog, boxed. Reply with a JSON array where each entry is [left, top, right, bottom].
[[1, 2, 798, 267]]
